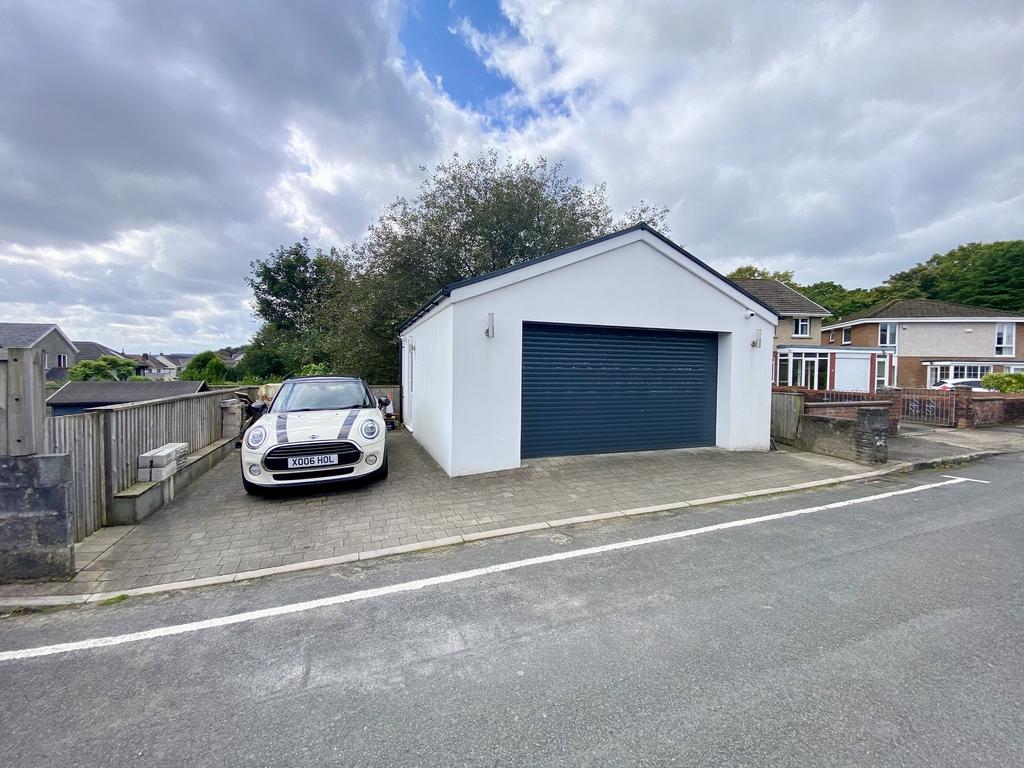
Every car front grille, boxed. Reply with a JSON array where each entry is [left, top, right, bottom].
[[264, 440, 362, 471], [271, 466, 356, 482]]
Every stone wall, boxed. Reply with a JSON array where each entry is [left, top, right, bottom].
[[0, 454, 74, 581], [792, 407, 889, 465]]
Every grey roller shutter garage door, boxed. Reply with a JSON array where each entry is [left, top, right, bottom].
[[521, 322, 718, 458]]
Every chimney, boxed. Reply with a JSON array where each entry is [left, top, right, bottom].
[[142, 353, 149, 360]]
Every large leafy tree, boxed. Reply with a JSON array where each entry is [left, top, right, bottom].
[[68, 355, 136, 381], [179, 351, 228, 382], [247, 152, 669, 382], [726, 265, 797, 287], [883, 241, 1024, 313]]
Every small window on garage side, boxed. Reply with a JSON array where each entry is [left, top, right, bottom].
[[842, 327, 852, 344]]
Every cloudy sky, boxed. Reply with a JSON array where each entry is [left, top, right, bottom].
[[2, 1, 1022, 351]]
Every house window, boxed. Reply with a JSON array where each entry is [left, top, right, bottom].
[[952, 364, 992, 380], [928, 365, 951, 387], [1007, 366, 1024, 374], [57, 354, 68, 368], [777, 351, 830, 389], [842, 327, 852, 345], [828, 331, 835, 343], [995, 323, 1015, 356], [792, 318, 810, 337], [875, 357, 888, 390], [878, 322, 898, 347]]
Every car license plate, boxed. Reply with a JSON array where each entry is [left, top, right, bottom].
[[287, 454, 338, 469]]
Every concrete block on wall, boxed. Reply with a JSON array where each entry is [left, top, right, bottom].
[[0, 453, 74, 581]]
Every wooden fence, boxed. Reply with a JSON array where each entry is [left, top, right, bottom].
[[44, 412, 105, 542], [39, 387, 258, 542], [93, 388, 259, 504], [770, 391, 803, 442]]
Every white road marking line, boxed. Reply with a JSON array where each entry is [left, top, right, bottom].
[[941, 475, 990, 484], [0, 477, 972, 663]]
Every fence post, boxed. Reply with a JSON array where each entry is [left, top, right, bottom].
[[1, 346, 46, 456], [0, 347, 75, 581], [101, 408, 115, 522]]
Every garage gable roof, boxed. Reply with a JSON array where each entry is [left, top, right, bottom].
[[398, 224, 777, 333]]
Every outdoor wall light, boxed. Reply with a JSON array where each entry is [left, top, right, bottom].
[[485, 312, 495, 338], [751, 328, 762, 348]]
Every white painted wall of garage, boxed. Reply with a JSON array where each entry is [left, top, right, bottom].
[[401, 303, 454, 474], [402, 230, 777, 477]]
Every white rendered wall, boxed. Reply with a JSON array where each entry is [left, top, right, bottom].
[[446, 237, 775, 476], [400, 303, 454, 474]]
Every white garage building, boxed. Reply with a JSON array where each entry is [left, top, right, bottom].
[[398, 225, 778, 477]]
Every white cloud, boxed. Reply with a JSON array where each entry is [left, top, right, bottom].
[[2, 0, 1022, 351]]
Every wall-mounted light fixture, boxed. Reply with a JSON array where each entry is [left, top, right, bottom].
[[484, 312, 495, 339], [751, 328, 762, 348]]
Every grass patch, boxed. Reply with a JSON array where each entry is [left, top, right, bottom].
[[97, 594, 129, 607]]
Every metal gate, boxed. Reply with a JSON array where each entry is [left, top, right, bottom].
[[521, 322, 718, 458], [901, 388, 956, 426]]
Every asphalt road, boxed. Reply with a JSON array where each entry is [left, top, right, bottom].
[[1, 455, 1022, 767]]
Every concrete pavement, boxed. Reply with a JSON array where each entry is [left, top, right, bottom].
[[1, 454, 1022, 766], [0, 430, 887, 601]]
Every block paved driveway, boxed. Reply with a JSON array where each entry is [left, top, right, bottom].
[[3, 431, 865, 597]]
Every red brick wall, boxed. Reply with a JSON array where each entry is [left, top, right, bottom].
[[819, 323, 877, 347], [851, 324, 878, 347], [774, 385, 901, 434]]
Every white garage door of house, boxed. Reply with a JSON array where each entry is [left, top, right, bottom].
[[520, 322, 718, 458], [834, 353, 870, 392]]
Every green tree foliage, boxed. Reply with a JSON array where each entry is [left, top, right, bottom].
[[68, 355, 136, 381], [732, 241, 1024, 321], [882, 241, 1024, 312], [726, 265, 797, 286], [179, 351, 228, 382], [247, 152, 670, 382], [297, 362, 330, 377], [980, 373, 1024, 393], [799, 282, 891, 320]]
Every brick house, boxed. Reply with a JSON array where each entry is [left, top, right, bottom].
[[821, 299, 1024, 388], [733, 279, 883, 391]]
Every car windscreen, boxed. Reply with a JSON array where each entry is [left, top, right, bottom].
[[271, 381, 372, 413]]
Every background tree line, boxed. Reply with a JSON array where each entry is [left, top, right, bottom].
[[242, 150, 1023, 384], [728, 239, 1024, 321]]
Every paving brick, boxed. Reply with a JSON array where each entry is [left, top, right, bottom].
[[15, 430, 869, 598]]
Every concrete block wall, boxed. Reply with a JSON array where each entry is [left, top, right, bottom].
[[793, 407, 888, 466], [0, 454, 74, 581]]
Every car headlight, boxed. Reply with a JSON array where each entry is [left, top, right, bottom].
[[359, 420, 381, 441], [245, 425, 268, 449]]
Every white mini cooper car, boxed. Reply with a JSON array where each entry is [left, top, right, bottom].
[[240, 376, 388, 493]]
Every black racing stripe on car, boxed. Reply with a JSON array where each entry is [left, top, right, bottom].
[[337, 410, 359, 439], [276, 414, 289, 444]]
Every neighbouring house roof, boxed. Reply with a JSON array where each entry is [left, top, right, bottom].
[[398, 223, 777, 333], [729, 279, 830, 316], [0, 322, 79, 353], [823, 299, 1023, 329], [126, 353, 171, 370], [73, 341, 125, 361], [160, 353, 194, 367], [47, 380, 208, 407]]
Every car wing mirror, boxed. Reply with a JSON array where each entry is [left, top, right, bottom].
[[249, 401, 267, 416]]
